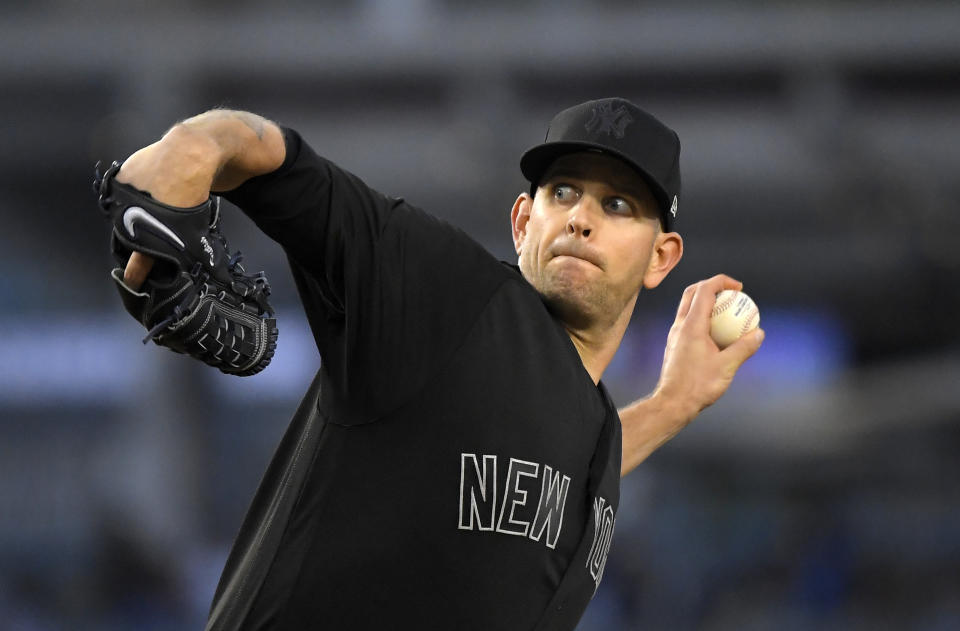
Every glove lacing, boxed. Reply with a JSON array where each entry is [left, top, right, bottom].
[[139, 212, 273, 344]]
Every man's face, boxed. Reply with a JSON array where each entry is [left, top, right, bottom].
[[512, 152, 675, 330]]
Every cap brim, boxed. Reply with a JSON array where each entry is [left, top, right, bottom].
[[520, 141, 671, 225]]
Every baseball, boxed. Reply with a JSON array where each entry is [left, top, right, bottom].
[[710, 290, 760, 349]]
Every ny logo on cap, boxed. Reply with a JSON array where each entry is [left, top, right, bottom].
[[585, 102, 633, 139]]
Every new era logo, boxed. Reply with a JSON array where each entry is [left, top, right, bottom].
[[670, 195, 678, 218], [585, 103, 633, 139]]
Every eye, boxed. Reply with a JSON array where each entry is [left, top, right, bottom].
[[553, 183, 579, 203], [604, 196, 634, 216]]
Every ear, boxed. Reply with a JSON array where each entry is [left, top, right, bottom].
[[642, 231, 684, 289], [511, 192, 533, 255]]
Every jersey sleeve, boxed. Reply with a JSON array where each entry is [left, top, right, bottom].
[[222, 127, 510, 423]]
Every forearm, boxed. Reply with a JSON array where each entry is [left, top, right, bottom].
[[180, 110, 286, 192], [117, 109, 285, 205], [619, 275, 765, 476], [619, 391, 695, 477]]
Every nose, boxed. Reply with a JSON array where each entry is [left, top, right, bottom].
[[565, 197, 599, 239]]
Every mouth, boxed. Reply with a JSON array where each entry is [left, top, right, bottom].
[[549, 244, 603, 270]]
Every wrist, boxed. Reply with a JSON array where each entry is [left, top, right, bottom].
[[647, 384, 698, 428], [115, 125, 224, 207]]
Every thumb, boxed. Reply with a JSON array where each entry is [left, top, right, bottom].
[[723, 327, 765, 366], [124, 251, 155, 290]]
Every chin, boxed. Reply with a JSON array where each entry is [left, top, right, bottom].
[[539, 280, 606, 330], [540, 270, 641, 332]]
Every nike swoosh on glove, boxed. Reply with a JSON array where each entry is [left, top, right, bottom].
[[94, 160, 278, 376]]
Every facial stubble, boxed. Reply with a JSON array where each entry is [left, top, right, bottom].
[[530, 255, 645, 333]]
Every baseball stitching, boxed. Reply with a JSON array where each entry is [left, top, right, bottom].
[[712, 291, 737, 317], [740, 307, 759, 337]]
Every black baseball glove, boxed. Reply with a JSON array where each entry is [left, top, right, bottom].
[[93, 161, 277, 376]]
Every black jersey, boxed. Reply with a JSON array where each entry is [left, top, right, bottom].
[[206, 129, 621, 631]]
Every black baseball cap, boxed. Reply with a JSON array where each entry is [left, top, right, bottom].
[[520, 97, 681, 232]]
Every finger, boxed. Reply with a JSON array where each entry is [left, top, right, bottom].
[[720, 327, 765, 366], [124, 251, 154, 290], [687, 274, 744, 331], [720, 275, 743, 292], [675, 284, 697, 321]]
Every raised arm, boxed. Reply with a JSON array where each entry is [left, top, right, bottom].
[[619, 275, 765, 476], [115, 110, 286, 288]]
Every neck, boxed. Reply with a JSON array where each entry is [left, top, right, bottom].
[[564, 295, 637, 384]]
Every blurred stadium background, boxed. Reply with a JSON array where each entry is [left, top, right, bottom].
[[2, 1, 959, 629]]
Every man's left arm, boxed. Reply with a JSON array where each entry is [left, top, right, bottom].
[[620, 275, 765, 476]]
